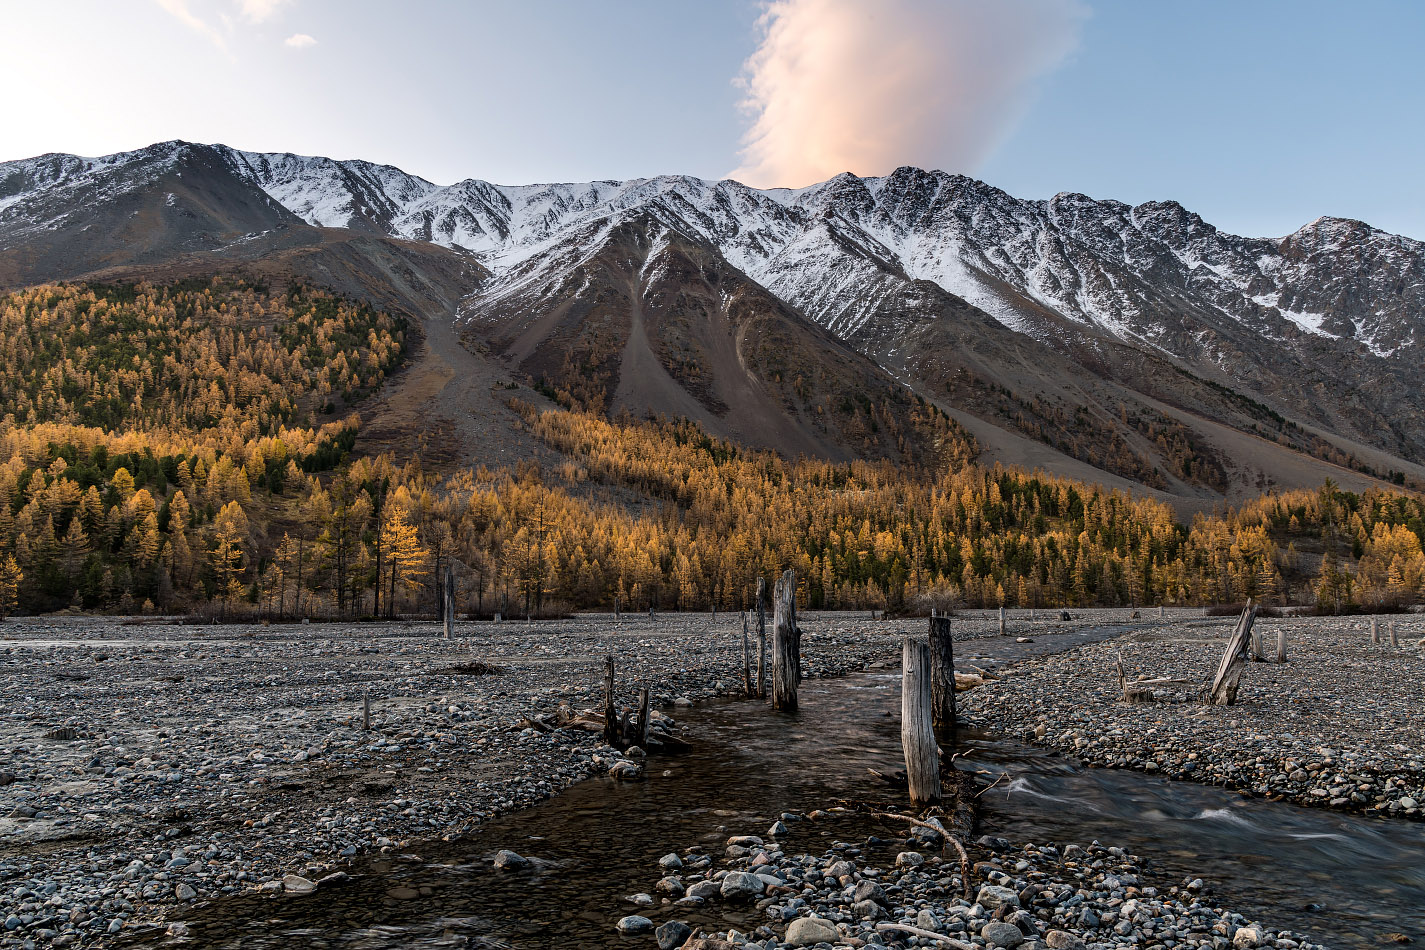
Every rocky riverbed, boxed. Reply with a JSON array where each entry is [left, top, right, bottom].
[[618, 818, 1328, 950], [965, 614, 1425, 820], [1, 609, 1057, 948]]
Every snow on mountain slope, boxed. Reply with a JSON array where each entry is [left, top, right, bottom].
[[171, 148, 1417, 362], [2, 141, 1421, 364]]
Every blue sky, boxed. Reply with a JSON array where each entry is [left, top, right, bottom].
[[1, 0, 1420, 239]]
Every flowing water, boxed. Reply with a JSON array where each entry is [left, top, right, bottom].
[[172, 629, 1425, 949]]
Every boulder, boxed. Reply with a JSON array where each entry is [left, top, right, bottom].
[[281, 875, 316, 895], [785, 916, 840, 947], [616, 915, 654, 934], [720, 871, 765, 901], [982, 921, 1026, 948], [976, 884, 1021, 910], [493, 849, 530, 869], [656, 920, 693, 950]]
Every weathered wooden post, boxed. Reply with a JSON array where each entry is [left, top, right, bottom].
[[614, 597, 621, 623], [741, 611, 753, 696], [756, 577, 768, 699], [901, 637, 941, 806], [362, 693, 371, 731], [635, 687, 651, 748], [602, 655, 619, 748], [442, 563, 455, 640], [1158, 605, 1164, 619], [648, 606, 654, 620], [998, 606, 1006, 637], [929, 615, 956, 745], [1390, 618, 1399, 649], [1207, 600, 1258, 705], [771, 569, 799, 711], [1276, 628, 1287, 663], [1372, 617, 1380, 644]]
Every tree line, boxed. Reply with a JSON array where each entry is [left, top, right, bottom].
[[0, 278, 1421, 619]]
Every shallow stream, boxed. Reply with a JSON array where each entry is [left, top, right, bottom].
[[173, 628, 1425, 949]]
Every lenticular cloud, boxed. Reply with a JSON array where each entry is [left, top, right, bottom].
[[731, 0, 1087, 188]]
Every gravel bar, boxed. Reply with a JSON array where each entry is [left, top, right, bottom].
[[621, 817, 1325, 950], [965, 614, 1425, 820]]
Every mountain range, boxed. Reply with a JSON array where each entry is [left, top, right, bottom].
[[2, 140, 1421, 510]]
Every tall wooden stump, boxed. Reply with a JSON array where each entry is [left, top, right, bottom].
[[602, 655, 619, 747], [928, 615, 956, 745], [756, 577, 768, 699], [901, 637, 941, 806], [442, 563, 455, 640], [1207, 601, 1258, 705], [1275, 628, 1287, 663], [1372, 617, 1380, 644], [1390, 618, 1399, 649], [998, 606, 1006, 637], [771, 569, 799, 711]]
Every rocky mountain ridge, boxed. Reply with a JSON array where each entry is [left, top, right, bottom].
[[2, 140, 1421, 504]]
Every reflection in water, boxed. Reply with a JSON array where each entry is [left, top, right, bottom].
[[171, 632, 1424, 950]]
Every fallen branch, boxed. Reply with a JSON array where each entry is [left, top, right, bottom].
[[873, 811, 971, 901], [975, 772, 1007, 799], [876, 922, 976, 950]]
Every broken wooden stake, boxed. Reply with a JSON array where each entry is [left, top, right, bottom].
[[756, 576, 768, 699], [1372, 617, 1380, 644], [362, 693, 371, 731], [602, 655, 619, 748], [1390, 618, 1399, 649], [741, 611, 753, 696], [635, 687, 651, 749], [442, 563, 455, 640], [929, 615, 957, 745], [901, 637, 941, 806], [771, 569, 799, 711], [998, 606, 1006, 637], [1276, 628, 1287, 663], [1206, 600, 1258, 705]]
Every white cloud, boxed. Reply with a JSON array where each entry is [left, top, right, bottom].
[[153, 0, 228, 51], [284, 32, 317, 48], [237, 0, 290, 23], [731, 0, 1088, 187]]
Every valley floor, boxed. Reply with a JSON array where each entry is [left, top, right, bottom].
[[0, 609, 1415, 948]]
